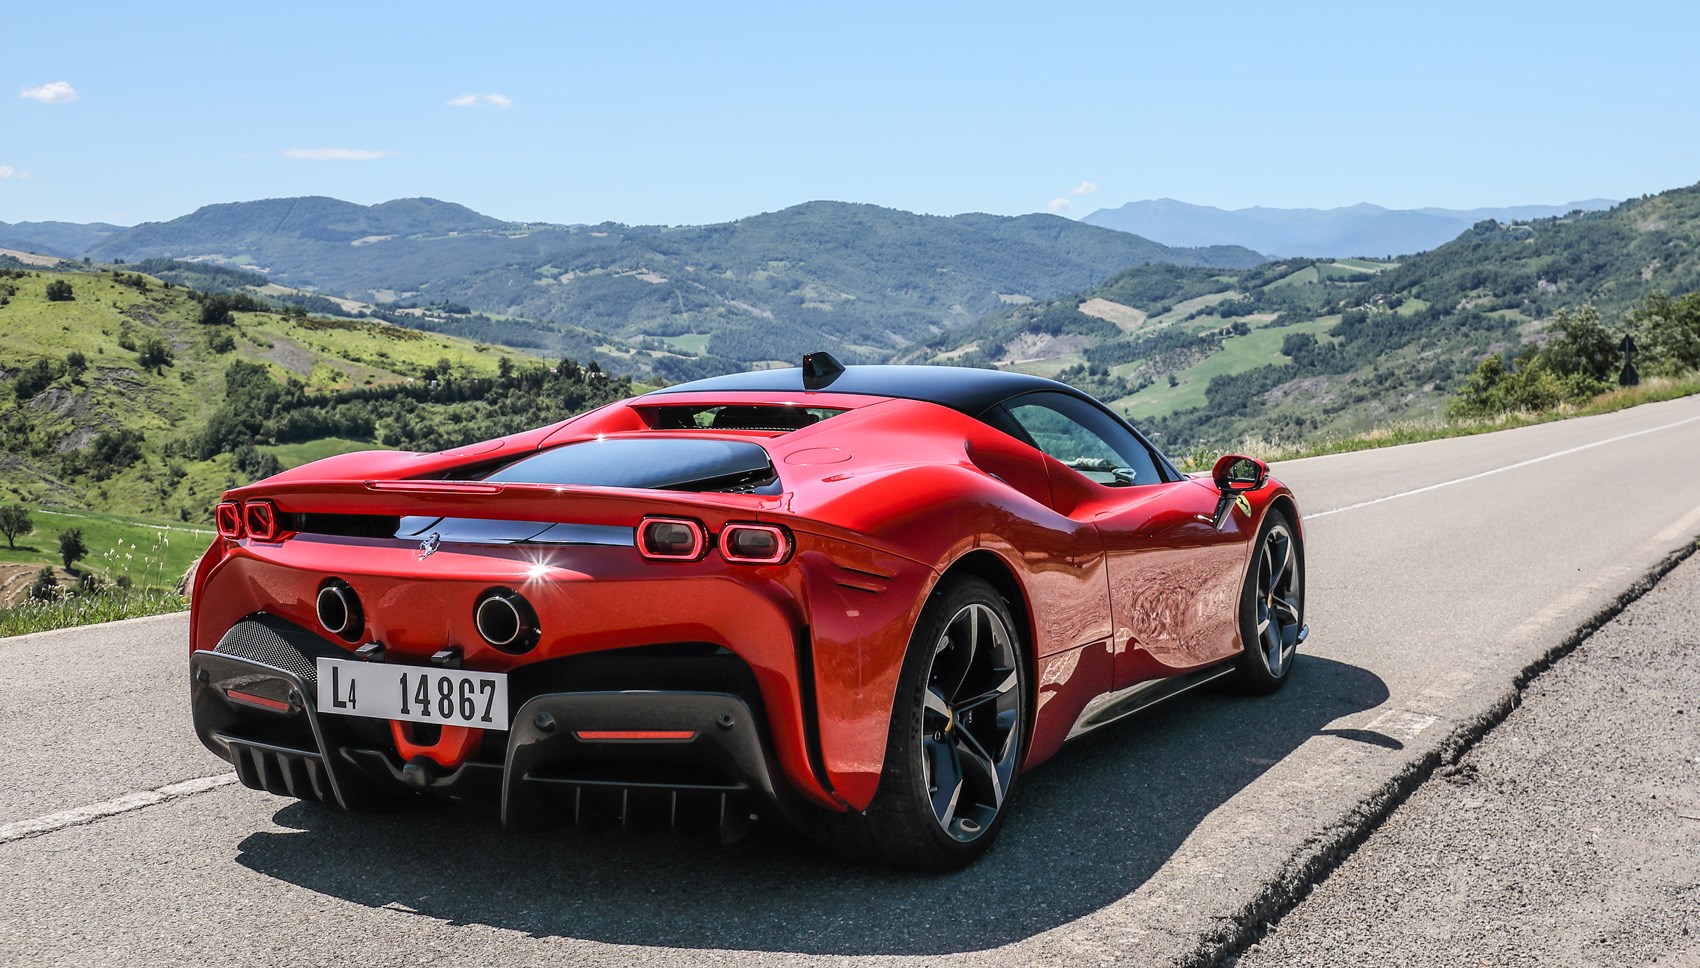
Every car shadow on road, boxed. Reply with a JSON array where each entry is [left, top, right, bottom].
[[234, 654, 1387, 956]]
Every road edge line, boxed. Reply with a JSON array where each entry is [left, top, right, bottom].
[[1184, 537, 1700, 968], [0, 773, 237, 846]]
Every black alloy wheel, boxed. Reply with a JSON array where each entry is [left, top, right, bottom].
[[1235, 509, 1304, 692], [819, 574, 1027, 870], [920, 598, 1022, 843]]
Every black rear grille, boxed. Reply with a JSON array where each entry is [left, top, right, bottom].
[[283, 512, 401, 538], [224, 737, 334, 802], [214, 612, 345, 692]]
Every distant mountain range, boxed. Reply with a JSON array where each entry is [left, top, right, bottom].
[[909, 182, 1700, 447], [0, 219, 126, 259], [1, 197, 1263, 370], [1080, 197, 1619, 258]]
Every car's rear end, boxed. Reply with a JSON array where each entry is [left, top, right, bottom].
[[188, 416, 902, 835]]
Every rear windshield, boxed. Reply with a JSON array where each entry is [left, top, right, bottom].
[[649, 405, 845, 432], [485, 437, 778, 493]]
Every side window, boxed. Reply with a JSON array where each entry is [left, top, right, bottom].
[[1002, 392, 1164, 487]]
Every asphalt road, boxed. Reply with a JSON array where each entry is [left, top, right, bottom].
[[4, 394, 1700, 967], [1234, 544, 1700, 967]]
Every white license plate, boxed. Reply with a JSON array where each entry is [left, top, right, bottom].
[[315, 657, 509, 729]]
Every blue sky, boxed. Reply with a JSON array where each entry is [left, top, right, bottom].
[[3, 1, 1696, 226]]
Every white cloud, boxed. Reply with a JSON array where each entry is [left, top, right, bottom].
[[20, 81, 77, 103], [447, 92, 513, 108], [1071, 180, 1101, 196], [281, 147, 393, 161], [1046, 197, 1074, 214], [0, 165, 16, 179]]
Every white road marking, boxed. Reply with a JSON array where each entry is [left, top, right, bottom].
[[1365, 708, 1439, 742], [1308, 413, 1700, 519], [1651, 502, 1700, 547], [0, 773, 236, 845]]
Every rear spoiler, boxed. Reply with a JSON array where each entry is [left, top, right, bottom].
[[226, 478, 781, 527]]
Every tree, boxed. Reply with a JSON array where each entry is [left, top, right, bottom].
[[1447, 353, 1566, 419], [1539, 305, 1617, 384], [0, 505, 33, 550], [58, 527, 87, 570], [137, 337, 174, 373], [29, 566, 60, 601], [200, 300, 234, 326], [45, 279, 74, 301], [66, 350, 87, 378], [1627, 290, 1700, 376]]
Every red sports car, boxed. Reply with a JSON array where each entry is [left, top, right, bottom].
[[189, 354, 1305, 869]]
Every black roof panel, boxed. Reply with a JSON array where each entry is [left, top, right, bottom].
[[649, 364, 1069, 416]]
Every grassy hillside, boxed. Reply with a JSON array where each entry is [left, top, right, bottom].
[[0, 264, 563, 521], [904, 181, 1700, 449], [76, 196, 1263, 370]]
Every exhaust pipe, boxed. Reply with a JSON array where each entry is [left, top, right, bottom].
[[475, 588, 539, 652], [316, 580, 364, 643]]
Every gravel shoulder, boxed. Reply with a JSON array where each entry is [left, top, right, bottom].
[[1234, 547, 1700, 968]]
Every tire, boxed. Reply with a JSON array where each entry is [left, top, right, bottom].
[[1233, 508, 1305, 694], [816, 574, 1027, 870]]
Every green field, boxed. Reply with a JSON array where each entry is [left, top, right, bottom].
[[1115, 316, 1340, 420], [0, 505, 209, 584], [0, 267, 548, 518], [655, 333, 712, 354], [263, 437, 383, 469]]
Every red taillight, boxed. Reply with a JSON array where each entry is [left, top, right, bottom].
[[243, 500, 281, 541], [638, 517, 706, 560], [214, 502, 244, 539], [226, 688, 289, 712], [721, 523, 791, 564], [574, 730, 698, 742]]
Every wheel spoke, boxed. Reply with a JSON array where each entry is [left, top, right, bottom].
[[953, 667, 1016, 714], [934, 609, 979, 702], [924, 736, 963, 826], [954, 729, 1005, 809], [1269, 533, 1292, 590], [1263, 620, 1284, 673], [1273, 595, 1301, 624], [924, 687, 951, 720]]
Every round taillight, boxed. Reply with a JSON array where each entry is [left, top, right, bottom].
[[316, 580, 364, 643], [638, 517, 706, 560], [721, 524, 790, 564]]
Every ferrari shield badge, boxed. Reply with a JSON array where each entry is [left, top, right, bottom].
[[1233, 494, 1252, 518]]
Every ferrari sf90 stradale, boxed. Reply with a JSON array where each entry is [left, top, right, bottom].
[[189, 355, 1305, 868]]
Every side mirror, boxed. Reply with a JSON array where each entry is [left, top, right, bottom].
[[1211, 454, 1269, 493], [1209, 454, 1268, 530]]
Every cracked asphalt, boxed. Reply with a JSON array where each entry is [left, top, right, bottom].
[[1234, 547, 1700, 968]]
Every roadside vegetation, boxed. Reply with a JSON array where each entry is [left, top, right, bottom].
[[0, 523, 191, 637], [0, 264, 629, 520]]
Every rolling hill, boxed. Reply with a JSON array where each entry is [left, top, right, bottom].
[[53, 197, 1263, 369], [1081, 197, 1618, 258], [907, 182, 1700, 449], [0, 263, 629, 522], [0, 220, 127, 260]]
